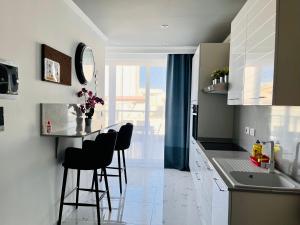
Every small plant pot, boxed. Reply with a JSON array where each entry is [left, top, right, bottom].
[[224, 75, 228, 83], [219, 77, 224, 83]]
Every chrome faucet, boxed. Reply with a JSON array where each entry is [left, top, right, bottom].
[[262, 141, 275, 173]]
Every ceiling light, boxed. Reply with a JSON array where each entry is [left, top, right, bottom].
[[160, 24, 169, 29]]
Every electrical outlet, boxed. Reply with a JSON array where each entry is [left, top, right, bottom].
[[245, 127, 250, 135], [250, 128, 255, 136]]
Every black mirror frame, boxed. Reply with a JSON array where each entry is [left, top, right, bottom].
[[75, 42, 95, 85]]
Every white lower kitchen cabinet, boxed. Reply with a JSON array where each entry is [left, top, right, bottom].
[[211, 171, 229, 225], [189, 141, 300, 225], [189, 138, 213, 225]]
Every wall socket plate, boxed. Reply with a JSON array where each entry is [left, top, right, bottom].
[[250, 128, 255, 136], [245, 127, 250, 135]]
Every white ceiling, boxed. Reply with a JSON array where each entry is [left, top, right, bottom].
[[73, 0, 246, 47]]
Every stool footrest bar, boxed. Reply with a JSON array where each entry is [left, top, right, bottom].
[[63, 202, 97, 207]]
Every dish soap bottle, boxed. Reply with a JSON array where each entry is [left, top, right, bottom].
[[252, 140, 263, 159]]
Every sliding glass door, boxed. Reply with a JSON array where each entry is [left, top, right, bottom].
[[105, 56, 167, 165]]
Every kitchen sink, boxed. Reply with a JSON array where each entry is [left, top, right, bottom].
[[212, 158, 300, 192], [230, 171, 295, 189]]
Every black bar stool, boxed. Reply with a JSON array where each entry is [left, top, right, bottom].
[[57, 131, 117, 225], [106, 123, 133, 194]]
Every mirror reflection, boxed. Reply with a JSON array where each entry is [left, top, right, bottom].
[[82, 47, 95, 82]]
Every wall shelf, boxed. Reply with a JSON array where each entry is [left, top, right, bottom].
[[203, 83, 228, 95]]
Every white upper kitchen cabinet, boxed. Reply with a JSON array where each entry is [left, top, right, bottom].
[[227, 1, 248, 105], [191, 47, 200, 103], [228, 0, 300, 106]]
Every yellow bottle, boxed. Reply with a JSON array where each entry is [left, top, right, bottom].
[[252, 140, 263, 159]]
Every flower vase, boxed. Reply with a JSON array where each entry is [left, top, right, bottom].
[[85, 117, 92, 127], [76, 117, 83, 131]]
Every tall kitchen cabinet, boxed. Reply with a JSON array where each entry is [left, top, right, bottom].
[[189, 43, 234, 225], [228, 0, 300, 106], [191, 43, 234, 139]]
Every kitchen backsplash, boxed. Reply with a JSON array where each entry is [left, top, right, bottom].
[[233, 106, 300, 182]]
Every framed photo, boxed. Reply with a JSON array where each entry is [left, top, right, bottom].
[[44, 58, 60, 83], [41, 44, 71, 86]]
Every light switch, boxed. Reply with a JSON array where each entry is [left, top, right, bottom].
[[245, 127, 250, 135], [250, 128, 255, 136]]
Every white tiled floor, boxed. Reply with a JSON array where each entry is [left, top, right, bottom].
[[61, 133, 201, 225]]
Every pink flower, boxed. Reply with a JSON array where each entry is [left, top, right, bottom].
[[99, 98, 104, 105], [85, 103, 91, 109], [77, 88, 104, 111], [79, 104, 85, 113]]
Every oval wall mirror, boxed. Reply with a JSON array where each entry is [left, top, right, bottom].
[[75, 43, 95, 85]]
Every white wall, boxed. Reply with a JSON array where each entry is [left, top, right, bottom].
[[0, 0, 106, 224]]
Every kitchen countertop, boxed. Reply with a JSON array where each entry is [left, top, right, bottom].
[[195, 139, 300, 194]]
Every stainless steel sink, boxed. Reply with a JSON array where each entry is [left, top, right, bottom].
[[230, 171, 295, 188]]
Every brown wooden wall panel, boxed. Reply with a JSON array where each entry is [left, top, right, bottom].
[[41, 44, 72, 86]]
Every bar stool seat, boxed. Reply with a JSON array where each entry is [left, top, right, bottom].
[[57, 131, 117, 225]]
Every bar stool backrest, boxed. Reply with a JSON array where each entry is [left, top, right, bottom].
[[95, 130, 117, 167], [115, 123, 133, 150]]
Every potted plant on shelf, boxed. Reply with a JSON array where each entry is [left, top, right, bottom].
[[77, 88, 104, 126], [222, 67, 229, 83], [211, 69, 222, 85], [210, 67, 229, 85]]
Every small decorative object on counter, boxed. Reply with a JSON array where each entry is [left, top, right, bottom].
[[250, 140, 270, 167], [77, 87, 104, 124], [46, 121, 52, 134]]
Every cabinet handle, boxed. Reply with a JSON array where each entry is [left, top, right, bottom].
[[195, 161, 201, 168], [228, 98, 240, 100], [195, 172, 201, 181], [248, 96, 267, 99], [213, 178, 225, 192], [204, 162, 212, 171]]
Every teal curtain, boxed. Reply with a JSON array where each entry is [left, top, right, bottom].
[[164, 54, 193, 171]]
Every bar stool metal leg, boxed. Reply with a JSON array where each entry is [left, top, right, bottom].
[[91, 170, 95, 191], [103, 168, 112, 211], [121, 150, 127, 184], [76, 169, 80, 209], [94, 169, 101, 225], [99, 169, 104, 183], [117, 151, 122, 194], [57, 168, 68, 225]]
